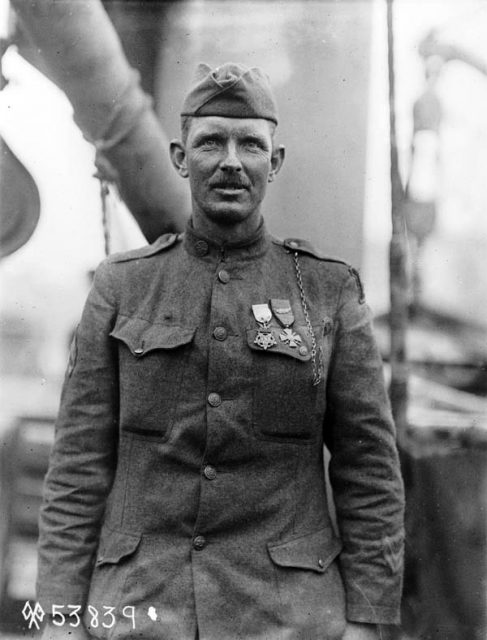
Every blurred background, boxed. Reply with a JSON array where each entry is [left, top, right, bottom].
[[0, 0, 486, 638]]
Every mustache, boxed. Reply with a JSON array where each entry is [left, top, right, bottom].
[[209, 177, 250, 189]]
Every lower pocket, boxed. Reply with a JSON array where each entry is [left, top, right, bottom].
[[267, 528, 346, 638], [84, 528, 141, 638]]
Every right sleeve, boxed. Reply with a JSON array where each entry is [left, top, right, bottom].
[[324, 270, 405, 624], [36, 260, 119, 610]]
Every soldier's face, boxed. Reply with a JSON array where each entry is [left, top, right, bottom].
[[179, 116, 282, 226]]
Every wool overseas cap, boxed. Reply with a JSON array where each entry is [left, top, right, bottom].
[[181, 62, 279, 124]]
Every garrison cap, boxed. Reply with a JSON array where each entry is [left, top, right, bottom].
[[181, 62, 278, 124]]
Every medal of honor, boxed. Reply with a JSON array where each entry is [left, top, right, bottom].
[[252, 303, 277, 350], [270, 299, 302, 348]]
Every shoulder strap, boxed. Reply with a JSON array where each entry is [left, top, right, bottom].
[[109, 232, 182, 263], [279, 237, 365, 304], [280, 237, 347, 265]]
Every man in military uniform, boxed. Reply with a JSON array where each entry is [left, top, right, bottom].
[[38, 63, 404, 640]]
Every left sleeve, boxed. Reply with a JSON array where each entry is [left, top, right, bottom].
[[36, 260, 119, 610], [324, 269, 405, 625]]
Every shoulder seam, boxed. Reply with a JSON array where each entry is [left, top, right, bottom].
[[275, 237, 366, 304], [277, 237, 349, 266], [347, 265, 366, 304], [108, 233, 181, 263]]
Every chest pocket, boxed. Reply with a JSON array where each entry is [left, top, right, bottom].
[[110, 315, 195, 441], [248, 321, 329, 443]]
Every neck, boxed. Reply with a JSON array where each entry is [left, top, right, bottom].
[[191, 208, 263, 245]]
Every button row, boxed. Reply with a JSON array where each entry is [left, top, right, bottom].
[[192, 464, 218, 552]]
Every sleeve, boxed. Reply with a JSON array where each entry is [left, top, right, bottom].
[[324, 269, 405, 625], [36, 259, 119, 610]]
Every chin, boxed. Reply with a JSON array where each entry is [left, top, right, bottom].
[[203, 205, 253, 226]]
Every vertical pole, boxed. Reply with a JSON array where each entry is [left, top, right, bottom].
[[386, 0, 409, 448], [0, 2, 9, 90]]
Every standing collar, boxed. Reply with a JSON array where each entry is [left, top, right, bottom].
[[183, 217, 270, 261]]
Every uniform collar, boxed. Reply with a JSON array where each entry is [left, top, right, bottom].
[[183, 217, 270, 261]]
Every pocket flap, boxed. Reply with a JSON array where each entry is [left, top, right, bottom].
[[110, 315, 195, 356], [267, 527, 342, 573], [246, 326, 312, 361], [95, 528, 141, 566]]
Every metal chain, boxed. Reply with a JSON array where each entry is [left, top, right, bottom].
[[293, 252, 323, 386]]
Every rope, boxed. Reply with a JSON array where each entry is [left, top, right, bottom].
[[99, 179, 111, 257]]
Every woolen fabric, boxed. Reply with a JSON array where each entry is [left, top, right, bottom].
[[37, 221, 404, 639], [181, 62, 279, 124]]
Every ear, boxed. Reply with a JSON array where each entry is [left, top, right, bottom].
[[169, 140, 189, 178], [268, 145, 285, 183]]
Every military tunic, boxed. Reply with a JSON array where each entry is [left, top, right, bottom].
[[37, 221, 404, 639]]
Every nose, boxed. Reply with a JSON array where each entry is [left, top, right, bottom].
[[219, 142, 242, 172]]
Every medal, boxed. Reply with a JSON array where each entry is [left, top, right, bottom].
[[254, 331, 277, 350], [252, 303, 277, 350], [270, 299, 294, 328], [270, 299, 301, 348], [279, 328, 302, 348]]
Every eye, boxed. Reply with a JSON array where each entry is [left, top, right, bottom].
[[199, 137, 221, 149], [243, 138, 267, 152]]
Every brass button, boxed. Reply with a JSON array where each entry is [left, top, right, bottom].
[[288, 240, 298, 249], [213, 326, 227, 341], [299, 346, 308, 356], [134, 348, 144, 355], [318, 558, 324, 568], [207, 393, 222, 407], [203, 465, 217, 480], [218, 269, 230, 284], [193, 536, 206, 550], [194, 240, 209, 256]]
